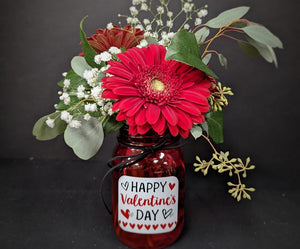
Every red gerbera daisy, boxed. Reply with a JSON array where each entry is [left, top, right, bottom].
[[102, 44, 212, 138], [87, 25, 144, 53]]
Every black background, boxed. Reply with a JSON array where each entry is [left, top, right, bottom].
[[0, 0, 299, 248]]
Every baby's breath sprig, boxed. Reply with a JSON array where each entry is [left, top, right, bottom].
[[119, 0, 208, 45], [208, 82, 234, 112], [194, 134, 256, 201]]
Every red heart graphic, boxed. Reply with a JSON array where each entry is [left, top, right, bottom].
[[145, 225, 151, 230], [129, 223, 135, 229], [122, 222, 128, 227], [153, 224, 159, 230], [175, 221, 177, 225], [121, 209, 130, 219], [118, 220, 121, 225], [137, 224, 143, 230], [169, 183, 175, 190], [168, 222, 173, 228], [160, 224, 166, 229]]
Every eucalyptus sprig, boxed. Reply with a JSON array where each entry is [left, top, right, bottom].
[[194, 134, 256, 201]]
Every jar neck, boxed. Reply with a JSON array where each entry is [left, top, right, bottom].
[[117, 125, 180, 147]]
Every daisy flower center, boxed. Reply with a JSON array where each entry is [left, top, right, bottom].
[[134, 65, 181, 105], [151, 79, 165, 91]]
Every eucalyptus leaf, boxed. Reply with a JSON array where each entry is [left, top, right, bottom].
[[71, 56, 92, 77], [205, 111, 224, 144], [242, 24, 283, 49], [195, 27, 210, 44], [201, 121, 209, 133], [246, 36, 278, 67], [218, 54, 228, 69], [165, 30, 218, 78], [33, 112, 67, 141], [230, 21, 249, 28], [80, 17, 99, 68], [206, 6, 250, 28], [237, 40, 260, 57], [202, 53, 212, 65], [190, 125, 203, 140], [64, 116, 104, 160]]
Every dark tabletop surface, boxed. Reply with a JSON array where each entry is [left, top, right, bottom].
[[0, 158, 299, 249]]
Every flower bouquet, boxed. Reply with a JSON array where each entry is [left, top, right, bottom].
[[33, 0, 282, 248]]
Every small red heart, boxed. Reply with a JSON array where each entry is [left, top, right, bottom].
[[137, 224, 143, 230], [121, 209, 130, 219], [175, 221, 177, 225], [145, 225, 151, 230], [122, 222, 128, 227], [129, 223, 135, 229], [118, 220, 121, 225], [160, 224, 166, 229], [169, 183, 175, 190], [152, 224, 159, 230], [168, 222, 173, 228]]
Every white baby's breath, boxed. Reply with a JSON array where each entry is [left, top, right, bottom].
[[69, 119, 82, 128], [61, 111, 72, 123], [46, 117, 55, 128]]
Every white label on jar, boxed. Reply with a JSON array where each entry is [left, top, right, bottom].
[[118, 175, 179, 234]]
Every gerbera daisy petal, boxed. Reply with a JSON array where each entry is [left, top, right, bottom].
[[168, 124, 179, 137], [146, 103, 161, 124], [116, 111, 127, 121], [180, 90, 208, 105], [175, 108, 193, 130], [137, 123, 151, 135], [126, 100, 144, 117], [152, 113, 166, 134], [135, 107, 147, 126], [113, 86, 140, 96], [174, 101, 201, 116], [178, 127, 190, 139], [102, 89, 119, 100], [161, 105, 178, 126]]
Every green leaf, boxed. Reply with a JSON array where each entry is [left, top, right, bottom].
[[206, 6, 250, 28], [242, 24, 283, 49], [57, 79, 64, 87], [64, 116, 104, 160], [246, 36, 278, 67], [200, 121, 209, 133], [71, 56, 92, 77], [65, 69, 89, 90], [190, 125, 203, 140], [102, 114, 125, 135], [237, 40, 260, 57], [33, 112, 67, 141], [202, 53, 212, 65], [195, 27, 210, 44], [165, 30, 218, 78], [80, 16, 99, 68], [146, 37, 158, 44], [230, 21, 249, 28], [218, 54, 228, 69], [205, 111, 223, 143]]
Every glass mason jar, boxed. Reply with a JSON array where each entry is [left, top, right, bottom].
[[111, 126, 185, 249]]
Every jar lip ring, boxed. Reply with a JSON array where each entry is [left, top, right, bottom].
[[118, 125, 180, 147]]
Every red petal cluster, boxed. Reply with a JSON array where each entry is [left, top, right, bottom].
[[87, 25, 144, 53], [102, 44, 212, 138]]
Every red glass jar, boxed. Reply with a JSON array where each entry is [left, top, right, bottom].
[[111, 126, 185, 249]]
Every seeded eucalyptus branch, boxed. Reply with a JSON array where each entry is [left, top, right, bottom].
[[194, 134, 256, 201]]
